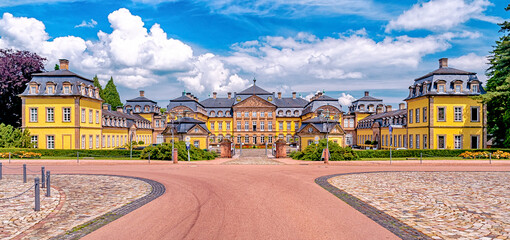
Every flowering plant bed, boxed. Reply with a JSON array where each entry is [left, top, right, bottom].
[[0, 151, 42, 158], [459, 150, 510, 159]]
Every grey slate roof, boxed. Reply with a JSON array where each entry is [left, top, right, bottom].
[[237, 85, 271, 95], [167, 94, 204, 112], [274, 98, 309, 108], [357, 109, 407, 129], [354, 95, 382, 102], [298, 117, 342, 134], [126, 96, 157, 104], [415, 67, 475, 81], [200, 98, 235, 108], [32, 69, 92, 82], [302, 94, 342, 115], [166, 117, 210, 134]]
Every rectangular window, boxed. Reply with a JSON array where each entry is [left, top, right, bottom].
[[454, 135, 462, 149], [409, 110, 413, 123], [438, 135, 446, 149], [287, 122, 291, 131], [89, 110, 93, 123], [245, 135, 250, 143], [261, 135, 265, 143], [194, 140, 199, 148], [260, 121, 265, 131], [244, 112, 249, 118], [210, 121, 215, 130], [31, 136, 38, 148], [81, 135, 86, 149], [47, 85, 54, 94], [344, 120, 348, 128], [236, 112, 241, 117], [260, 112, 265, 117], [268, 112, 273, 117], [416, 134, 420, 149], [403, 135, 407, 148], [30, 108, 38, 122], [471, 135, 479, 149], [63, 107, 71, 122], [107, 136, 110, 148], [455, 85, 461, 93], [218, 122, 223, 130], [454, 107, 462, 121], [423, 107, 427, 122], [46, 108, 54, 122], [398, 135, 402, 148], [472, 84, 479, 93], [89, 135, 93, 149], [437, 107, 446, 121], [46, 136, 54, 149], [244, 121, 249, 131], [279, 121, 283, 130], [393, 135, 396, 147], [295, 121, 299, 131], [102, 135, 105, 148], [63, 85, 70, 94], [96, 135, 100, 149], [30, 86, 37, 94], [226, 122, 231, 130], [268, 122, 272, 131], [470, 107, 480, 122], [252, 112, 257, 117], [409, 134, 413, 149], [268, 135, 273, 143], [423, 135, 427, 149], [237, 121, 241, 130], [237, 135, 241, 143], [96, 111, 99, 124], [81, 108, 86, 123], [349, 119, 354, 128], [252, 121, 257, 131], [415, 109, 420, 123]]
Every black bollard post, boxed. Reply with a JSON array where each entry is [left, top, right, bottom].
[[0, 162, 2, 180], [77, 152, 79, 164], [41, 167, 45, 188], [148, 152, 151, 164], [46, 171, 51, 197], [23, 164, 27, 183], [35, 177, 40, 211]]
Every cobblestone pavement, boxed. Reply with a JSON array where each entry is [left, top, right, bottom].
[[329, 172, 510, 240], [223, 149, 283, 165], [0, 174, 151, 239]]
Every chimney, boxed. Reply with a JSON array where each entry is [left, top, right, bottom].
[[102, 103, 111, 111], [399, 103, 405, 110], [318, 92, 323, 97], [59, 59, 69, 70], [376, 107, 383, 114], [385, 105, 392, 112], [292, 92, 296, 99], [227, 92, 232, 99], [139, 90, 145, 97], [116, 106, 123, 113], [439, 58, 448, 68], [278, 92, 282, 99], [186, 92, 192, 99], [182, 91, 186, 96], [213, 92, 217, 99], [364, 91, 369, 97]]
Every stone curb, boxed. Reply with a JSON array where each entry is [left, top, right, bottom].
[[50, 174, 166, 240], [315, 171, 432, 240]]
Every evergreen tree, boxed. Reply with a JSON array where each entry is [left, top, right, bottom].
[[92, 75, 104, 100], [103, 76, 123, 108], [54, 64, 59, 70], [484, 4, 510, 147]]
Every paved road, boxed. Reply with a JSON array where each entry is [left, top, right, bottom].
[[3, 159, 510, 239]]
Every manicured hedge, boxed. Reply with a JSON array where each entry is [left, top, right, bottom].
[[140, 141, 217, 161], [290, 139, 359, 161], [0, 148, 142, 158], [355, 148, 510, 158]]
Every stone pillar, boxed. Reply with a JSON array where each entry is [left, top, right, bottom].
[[275, 139, 287, 158], [220, 139, 232, 158]]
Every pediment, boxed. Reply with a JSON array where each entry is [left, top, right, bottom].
[[234, 95, 275, 108], [189, 125, 207, 134], [299, 124, 319, 134]]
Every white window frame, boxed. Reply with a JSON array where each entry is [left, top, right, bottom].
[[46, 135, 55, 149], [30, 108, 38, 122], [454, 107, 463, 122], [46, 108, 54, 122]]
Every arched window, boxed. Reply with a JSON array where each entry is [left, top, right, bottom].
[[210, 111, 216, 117], [286, 110, 291, 116], [294, 110, 299, 116], [217, 111, 223, 117]]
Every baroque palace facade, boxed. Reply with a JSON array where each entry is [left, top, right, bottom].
[[20, 58, 486, 150]]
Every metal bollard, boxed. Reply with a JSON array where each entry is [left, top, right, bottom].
[[23, 164, 27, 183], [41, 167, 45, 188], [46, 171, 51, 197], [77, 152, 79, 164], [35, 177, 40, 211], [148, 152, 151, 164], [8, 152, 11, 163], [420, 153, 423, 164], [0, 162, 2, 180], [490, 152, 492, 165]]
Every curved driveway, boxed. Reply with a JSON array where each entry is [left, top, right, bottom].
[[4, 159, 510, 239]]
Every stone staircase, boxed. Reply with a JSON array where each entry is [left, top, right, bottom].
[[223, 149, 283, 165]]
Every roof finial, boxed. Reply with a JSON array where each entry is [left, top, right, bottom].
[[253, 77, 256, 85]]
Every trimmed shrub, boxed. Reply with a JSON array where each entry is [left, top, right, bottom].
[[0, 148, 142, 158], [290, 139, 359, 161], [354, 148, 510, 158], [140, 141, 217, 161]]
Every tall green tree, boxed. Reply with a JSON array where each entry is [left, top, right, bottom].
[[485, 4, 510, 147], [0, 123, 32, 148], [103, 76, 123, 108], [54, 64, 59, 70], [92, 75, 104, 100]]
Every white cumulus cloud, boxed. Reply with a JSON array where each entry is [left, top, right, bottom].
[[74, 19, 97, 28], [338, 93, 356, 106], [386, 0, 501, 32]]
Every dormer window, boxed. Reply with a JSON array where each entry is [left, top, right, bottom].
[[88, 88, 93, 97], [63, 85, 70, 94], [438, 84, 445, 93], [471, 83, 479, 93], [455, 84, 461, 93], [135, 106, 141, 112], [29, 84, 38, 94], [144, 106, 150, 112], [46, 84, 55, 94], [95, 89, 99, 98], [416, 86, 420, 96]]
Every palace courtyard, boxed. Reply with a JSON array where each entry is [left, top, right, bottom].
[[1, 154, 510, 240]]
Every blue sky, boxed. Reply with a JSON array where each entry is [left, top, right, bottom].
[[0, 0, 507, 109]]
